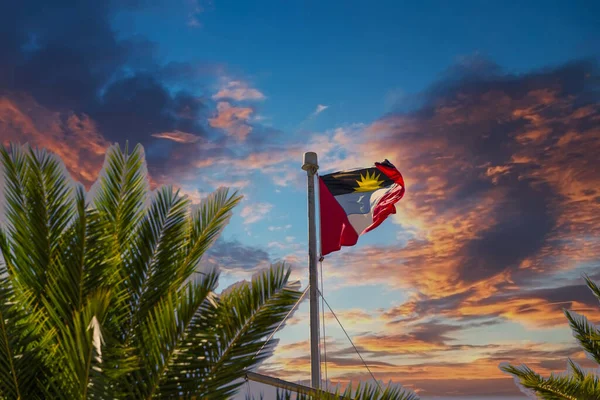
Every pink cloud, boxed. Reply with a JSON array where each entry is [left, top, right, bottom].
[[208, 101, 253, 141], [212, 80, 265, 101], [0, 93, 110, 189], [314, 63, 600, 304], [151, 130, 202, 143]]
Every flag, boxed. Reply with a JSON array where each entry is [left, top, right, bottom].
[[319, 160, 405, 256]]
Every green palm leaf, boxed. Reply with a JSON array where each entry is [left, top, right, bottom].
[[0, 144, 77, 299], [502, 276, 600, 399], [43, 289, 113, 399], [564, 310, 600, 365], [92, 143, 148, 249], [583, 275, 600, 305], [0, 273, 51, 400], [198, 264, 302, 399], [130, 270, 219, 399], [501, 363, 600, 399], [182, 187, 242, 280], [92, 142, 149, 302], [129, 186, 191, 324]]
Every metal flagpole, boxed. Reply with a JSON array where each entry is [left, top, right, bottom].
[[302, 151, 321, 389]]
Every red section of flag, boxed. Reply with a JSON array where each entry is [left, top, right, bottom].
[[364, 162, 406, 234], [376, 160, 405, 187], [319, 177, 359, 256], [364, 184, 405, 233]]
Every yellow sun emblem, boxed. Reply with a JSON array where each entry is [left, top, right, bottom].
[[354, 170, 384, 192]]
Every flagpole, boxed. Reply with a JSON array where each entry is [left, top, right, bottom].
[[302, 151, 321, 389]]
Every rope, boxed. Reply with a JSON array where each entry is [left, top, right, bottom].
[[317, 288, 383, 393], [319, 256, 328, 389], [253, 285, 309, 360], [245, 378, 251, 400]]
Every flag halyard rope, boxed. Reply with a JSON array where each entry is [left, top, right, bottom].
[[319, 256, 329, 390], [317, 288, 384, 393]]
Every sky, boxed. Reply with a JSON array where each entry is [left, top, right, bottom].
[[0, 0, 599, 397]]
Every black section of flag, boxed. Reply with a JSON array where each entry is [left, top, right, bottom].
[[320, 167, 394, 196]]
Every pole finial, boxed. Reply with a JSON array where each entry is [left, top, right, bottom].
[[302, 152, 319, 172]]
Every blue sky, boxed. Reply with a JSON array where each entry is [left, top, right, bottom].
[[114, 0, 599, 128], [1, 0, 600, 396]]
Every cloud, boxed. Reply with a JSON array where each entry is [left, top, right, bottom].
[[240, 202, 273, 224], [268, 224, 292, 232], [0, 94, 110, 188], [451, 283, 600, 328], [185, 0, 207, 28], [203, 176, 250, 190], [201, 238, 271, 274], [208, 101, 254, 141], [2, 7, 600, 394], [313, 104, 329, 116], [92, 75, 208, 145], [318, 60, 600, 304], [244, 60, 600, 398], [176, 187, 209, 205], [0, 0, 227, 186], [229, 147, 301, 169], [260, 60, 600, 396], [212, 80, 266, 101], [151, 130, 202, 143], [263, 339, 593, 396], [287, 308, 378, 328]]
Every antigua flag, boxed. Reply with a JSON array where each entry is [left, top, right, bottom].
[[319, 160, 405, 256]]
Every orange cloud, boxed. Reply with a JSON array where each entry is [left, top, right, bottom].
[[0, 93, 110, 188], [260, 62, 600, 397], [263, 340, 592, 396], [316, 63, 600, 309], [212, 80, 265, 101], [456, 298, 600, 328], [287, 309, 378, 328], [208, 101, 254, 141], [151, 130, 202, 143]]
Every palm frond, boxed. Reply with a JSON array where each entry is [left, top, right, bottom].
[[0, 144, 79, 399], [501, 275, 600, 398], [181, 187, 242, 280], [92, 143, 148, 246], [43, 289, 113, 400], [154, 270, 221, 398], [92, 143, 149, 292], [0, 277, 51, 400], [501, 363, 600, 399], [568, 358, 586, 381], [583, 274, 600, 305], [90, 143, 150, 342], [130, 270, 219, 399], [197, 264, 302, 399], [130, 186, 191, 322], [0, 144, 77, 300], [564, 310, 600, 365], [44, 186, 90, 324]]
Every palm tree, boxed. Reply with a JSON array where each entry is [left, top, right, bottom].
[[0, 143, 302, 399], [501, 275, 600, 399]]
